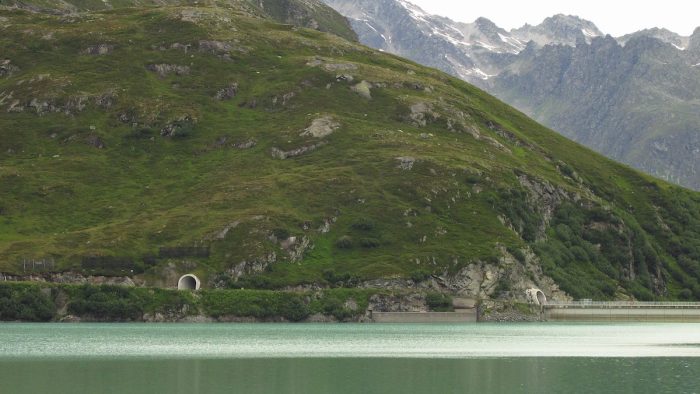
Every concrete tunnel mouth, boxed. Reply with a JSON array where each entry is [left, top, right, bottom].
[[536, 290, 547, 305], [526, 288, 547, 306], [177, 274, 201, 290]]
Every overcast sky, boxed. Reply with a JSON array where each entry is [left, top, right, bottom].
[[407, 0, 699, 36]]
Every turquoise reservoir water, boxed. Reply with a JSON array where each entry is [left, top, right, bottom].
[[0, 323, 699, 393]]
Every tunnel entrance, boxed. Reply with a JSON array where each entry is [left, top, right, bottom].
[[177, 274, 201, 290], [536, 290, 546, 305], [526, 288, 547, 306]]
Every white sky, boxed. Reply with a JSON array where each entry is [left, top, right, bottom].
[[407, 0, 700, 36]]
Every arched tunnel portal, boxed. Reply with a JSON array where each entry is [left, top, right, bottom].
[[177, 274, 201, 290]]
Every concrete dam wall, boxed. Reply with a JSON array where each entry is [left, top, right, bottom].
[[544, 302, 700, 322]]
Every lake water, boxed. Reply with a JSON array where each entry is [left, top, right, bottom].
[[1, 323, 699, 393]]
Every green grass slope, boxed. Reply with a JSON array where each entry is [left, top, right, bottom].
[[1, 5, 699, 300], [0, 0, 358, 41]]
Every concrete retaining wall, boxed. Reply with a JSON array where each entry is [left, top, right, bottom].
[[371, 311, 476, 323], [545, 307, 700, 322]]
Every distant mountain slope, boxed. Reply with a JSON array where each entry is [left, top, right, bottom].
[[2, 4, 700, 301], [322, 0, 700, 190], [491, 35, 700, 189]]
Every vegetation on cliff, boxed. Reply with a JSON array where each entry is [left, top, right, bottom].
[[0, 282, 377, 321]]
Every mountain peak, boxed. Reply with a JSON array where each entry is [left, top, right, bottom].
[[474, 17, 498, 29], [539, 14, 603, 38], [512, 14, 602, 47], [690, 27, 700, 51], [618, 27, 688, 50]]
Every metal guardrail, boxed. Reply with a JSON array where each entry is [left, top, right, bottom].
[[545, 301, 700, 309]]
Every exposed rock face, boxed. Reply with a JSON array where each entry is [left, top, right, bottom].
[[307, 57, 358, 72], [146, 64, 190, 77], [369, 293, 427, 312], [160, 115, 196, 137], [271, 142, 327, 159], [689, 27, 700, 52], [511, 14, 603, 47], [86, 135, 106, 149], [0, 271, 137, 286], [517, 175, 571, 239], [350, 80, 372, 99], [478, 300, 542, 322], [234, 139, 257, 149], [300, 116, 339, 138], [396, 156, 415, 170], [83, 44, 114, 55], [408, 102, 438, 127], [198, 40, 233, 53], [95, 90, 116, 108], [491, 35, 700, 190], [214, 83, 239, 100], [0, 59, 19, 77], [226, 252, 278, 280], [5, 95, 90, 116], [439, 250, 569, 302], [254, 0, 358, 42]]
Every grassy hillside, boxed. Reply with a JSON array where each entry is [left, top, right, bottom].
[[0, 0, 357, 41], [1, 5, 700, 300]]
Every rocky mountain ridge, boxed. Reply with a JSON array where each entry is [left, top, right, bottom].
[[322, 0, 700, 190]]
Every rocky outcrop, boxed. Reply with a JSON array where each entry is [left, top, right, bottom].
[[270, 142, 327, 159], [517, 175, 571, 238], [437, 248, 569, 302], [146, 64, 190, 77], [300, 116, 339, 138], [255, 0, 358, 42], [214, 83, 238, 100], [478, 300, 542, 322], [307, 57, 358, 72], [198, 40, 232, 53], [407, 102, 439, 127], [0, 271, 137, 286], [234, 139, 257, 149], [0, 59, 19, 77], [351, 81, 372, 99], [83, 44, 114, 55], [160, 115, 196, 137], [396, 156, 416, 170], [369, 293, 427, 312], [86, 134, 106, 149], [226, 252, 278, 280]]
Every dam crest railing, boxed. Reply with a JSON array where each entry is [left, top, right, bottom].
[[545, 301, 700, 309]]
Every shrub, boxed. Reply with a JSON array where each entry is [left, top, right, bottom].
[[272, 228, 290, 240], [0, 284, 55, 322], [506, 246, 526, 264], [200, 290, 309, 321], [494, 277, 511, 296], [425, 292, 453, 312], [323, 269, 360, 288], [351, 219, 375, 231], [679, 289, 693, 300], [410, 269, 431, 283], [335, 235, 353, 249], [359, 238, 381, 249], [67, 285, 144, 320]]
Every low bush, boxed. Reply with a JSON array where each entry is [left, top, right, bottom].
[[335, 235, 353, 249], [425, 292, 453, 312], [0, 283, 55, 322]]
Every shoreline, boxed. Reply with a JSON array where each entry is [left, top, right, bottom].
[[4, 281, 699, 324]]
